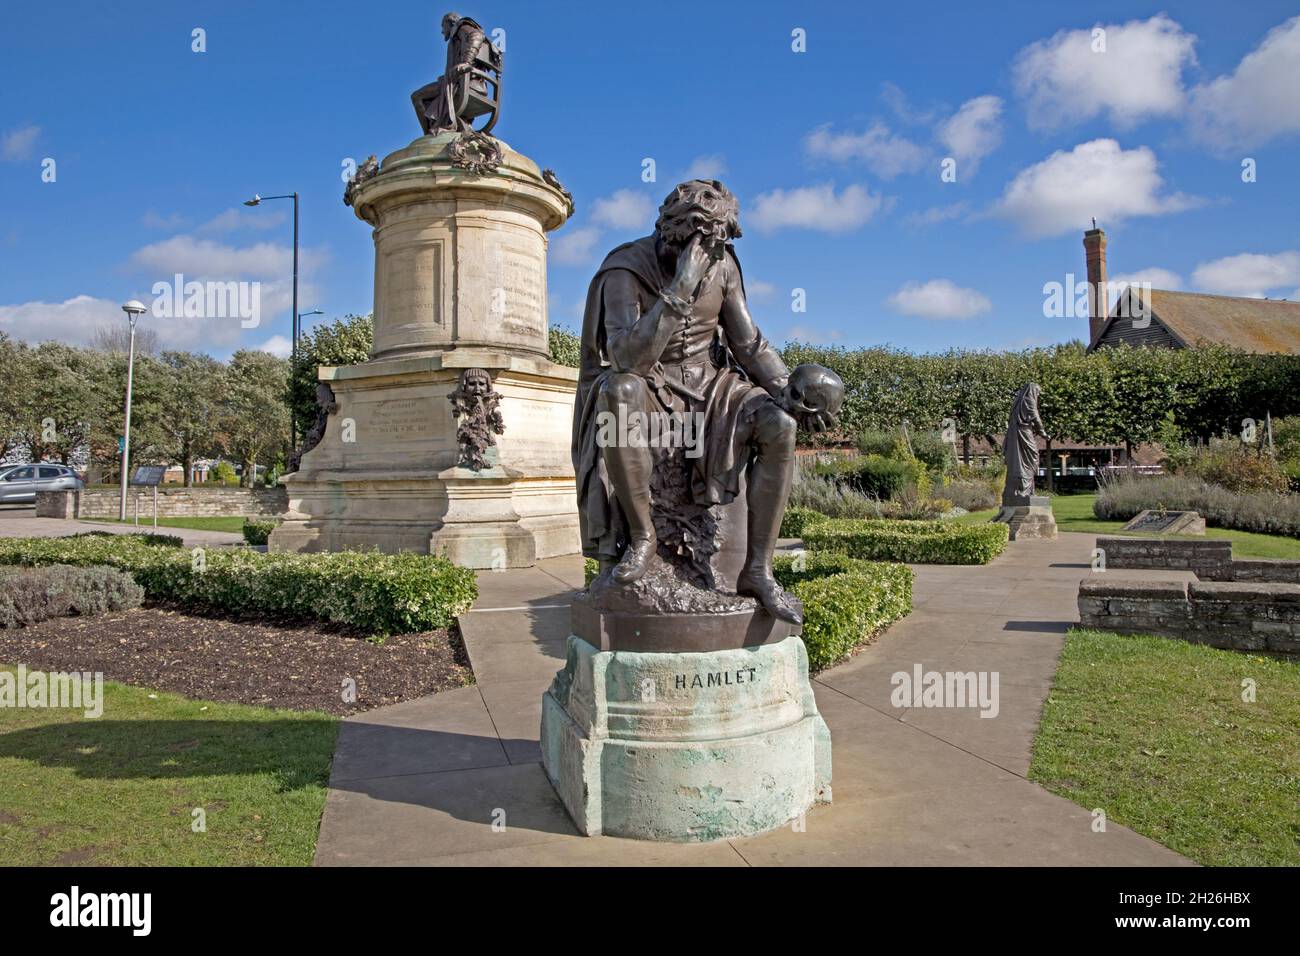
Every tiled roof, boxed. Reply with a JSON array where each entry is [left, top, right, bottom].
[[1106, 289, 1300, 354]]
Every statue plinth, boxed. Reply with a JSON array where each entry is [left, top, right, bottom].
[[270, 134, 579, 567], [993, 494, 1058, 540], [540, 633, 831, 841]]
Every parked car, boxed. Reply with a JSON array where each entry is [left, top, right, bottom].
[[0, 463, 86, 503]]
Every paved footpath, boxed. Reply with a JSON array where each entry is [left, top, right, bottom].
[[315, 533, 1195, 866], [0, 506, 245, 548]]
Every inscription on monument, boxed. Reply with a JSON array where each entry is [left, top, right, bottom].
[[368, 398, 431, 440], [673, 667, 758, 690]]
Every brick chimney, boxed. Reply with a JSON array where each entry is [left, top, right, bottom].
[[1083, 223, 1108, 344]]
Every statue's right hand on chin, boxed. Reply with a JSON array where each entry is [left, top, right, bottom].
[[669, 234, 724, 299]]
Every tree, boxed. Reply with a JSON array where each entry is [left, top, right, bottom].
[[158, 351, 226, 485], [90, 322, 160, 356], [220, 349, 290, 485], [289, 314, 372, 443], [14, 343, 107, 466], [0, 334, 29, 460]]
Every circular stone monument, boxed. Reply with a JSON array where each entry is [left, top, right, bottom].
[[270, 131, 581, 566]]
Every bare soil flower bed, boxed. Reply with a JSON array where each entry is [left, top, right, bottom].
[[0, 604, 472, 715]]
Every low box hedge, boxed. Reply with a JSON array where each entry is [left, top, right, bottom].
[[242, 518, 280, 545], [0, 534, 477, 638], [802, 517, 1008, 565], [0, 563, 145, 628], [779, 506, 824, 538], [774, 551, 913, 671]]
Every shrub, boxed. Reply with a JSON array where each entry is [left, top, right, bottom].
[[1173, 437, 1290, 494], [846, 454, 922, 500], [1095, 472, 1300, 537], [242, 518, 280, 546], [803, 518, 1009, 565], [788, 472, 885, 519], [209, 462, 238, 484], [74, 530, 183, 548], [944, 477, 1000, 512], [0, 564, 144, 627], [855, 428, 903, 458], [907, 430, 957, 477], [773, 552, 913, 672], [0, 535, 477, 637], [779, 507, 825, 538]]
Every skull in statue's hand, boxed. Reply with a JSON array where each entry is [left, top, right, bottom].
[[781, 364, 844, 433]]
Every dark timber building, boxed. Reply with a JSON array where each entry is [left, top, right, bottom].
[[1083, 226, 1300, 353]]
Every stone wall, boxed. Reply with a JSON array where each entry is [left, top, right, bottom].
[[1078, 578, 1300, 658], [1096, 535, 1300, 583], [38, 487, 288, 519]]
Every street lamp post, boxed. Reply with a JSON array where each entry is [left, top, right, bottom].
[[244, 191, 299, 449], [118, 300, 147, 520]]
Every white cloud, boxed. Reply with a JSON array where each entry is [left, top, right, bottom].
[[142, 210, 188, 231], [258, 334, 293, 358], [1189, 16, 1300, 149], [1012, 14, 1196, 129], [804, 122, 928, 179], [935, 95, 1002, 177], [589, 190, 654, 231], [0, 293, 266, 352], [130, 236, 296, 279], [1, 124, 40, 161], [197, 207, 288, 235], [1108, 268, 1183, 306], [749, 183, 886, 233], [886, 279, 991, 320], [1191, 251, 1300, 298], [905, 202, 971, 227], [745, 279, 777, 300], [993, 139, 1201, 238], [681, 154, 727, 180], [551, 225, 602, 266]]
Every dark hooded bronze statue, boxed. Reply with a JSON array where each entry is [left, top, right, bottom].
[[1002, 383, 1046, 505], [573, 180, 842, 626]]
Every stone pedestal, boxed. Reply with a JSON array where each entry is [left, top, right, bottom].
[[540, 634, 832, 841], [270, 132, 579, 567], [993, 495, 1057, 540]]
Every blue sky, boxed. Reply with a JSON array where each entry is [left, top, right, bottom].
[[2, 0, 1298, 358]]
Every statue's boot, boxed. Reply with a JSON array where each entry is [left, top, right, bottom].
[[606, 442, 656, 585], [736, 409, 802, 625], [611, 481, 655, 584]]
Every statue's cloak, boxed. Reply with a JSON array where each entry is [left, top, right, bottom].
[[1003, 383, 1043, 504], [572, 236, 766, 561]]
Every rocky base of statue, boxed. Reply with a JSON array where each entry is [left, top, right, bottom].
[[577, 556, 801, 653], [993, 495, 1058, 540], [540, 633, 831, 841]]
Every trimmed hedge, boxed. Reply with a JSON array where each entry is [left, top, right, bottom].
[[779, 506, 824, 538], [773, 551, 913, 671], [0, 534, 477, 637], [242, 518, 280, 546], [0, 564, 144, 628], [803, 517, 1009, 565], [583, 551, 913, 671]]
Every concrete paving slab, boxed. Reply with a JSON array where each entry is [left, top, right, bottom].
[[314, 528, 1194, 866]]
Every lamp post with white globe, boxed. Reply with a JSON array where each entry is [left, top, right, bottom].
[[118, 300, 147, 520]]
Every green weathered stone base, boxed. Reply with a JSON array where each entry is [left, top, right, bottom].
[[540, 635, 831, 841]]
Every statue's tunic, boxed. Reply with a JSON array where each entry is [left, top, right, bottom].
[[574, 236, 787, 562], [1003, 384, 1045, 504]]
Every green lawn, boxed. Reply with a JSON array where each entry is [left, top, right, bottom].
[[952, 493, 1300, 560], [84, 516, 247, 534], [1030, 630, 1299, 866], [0, 667, 337, 866]]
